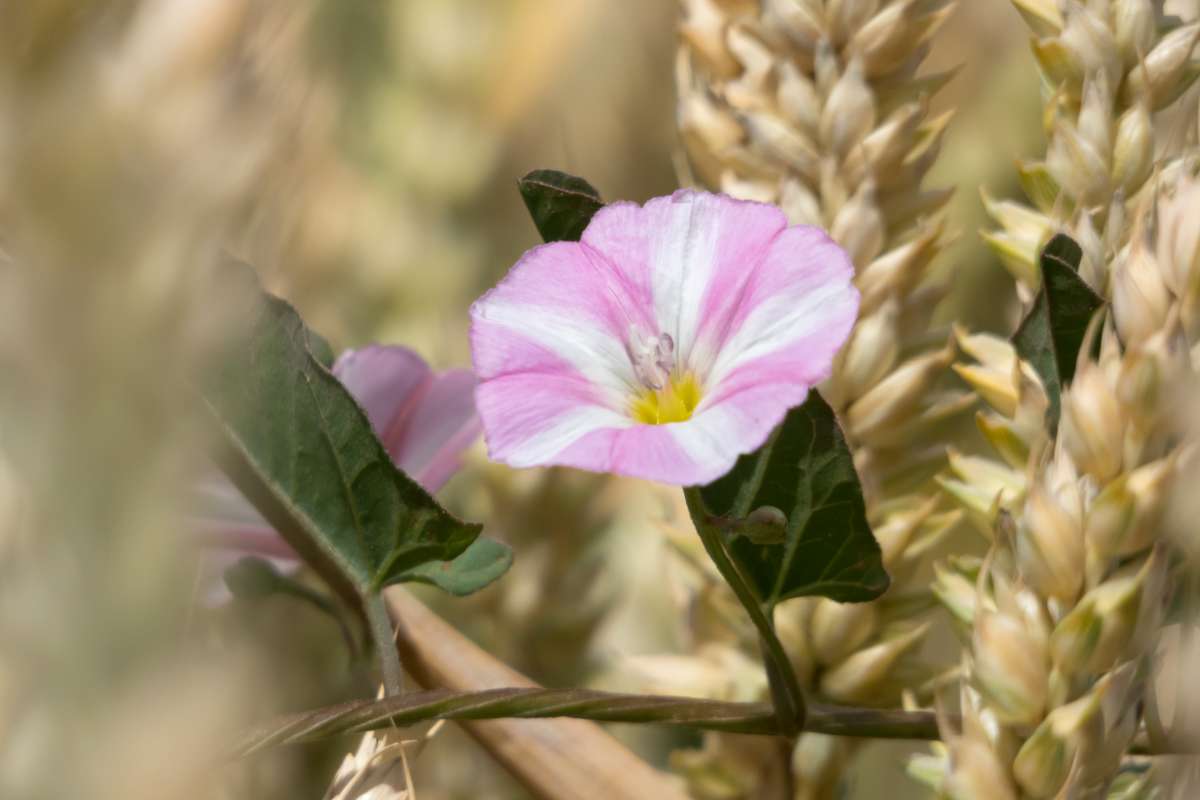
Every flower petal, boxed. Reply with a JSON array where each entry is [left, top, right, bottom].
[[471, 190, 857, 486], [470, 241, 652, 405], [704, 224, 859, 399], [397, 368, 481, 492], [581, 190, 789, 367], [474, 358, 631, 469], [332, 345, 432, 456], [333, 346, 482, 491]]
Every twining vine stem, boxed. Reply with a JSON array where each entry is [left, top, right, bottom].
[[235, 687, 938, 756], [683, 487, 806, 736], [235, 687, 1175, 759]]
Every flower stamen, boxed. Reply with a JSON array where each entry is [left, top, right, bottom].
[[628, 328, 675, 391], [630, 372, 702, 425]]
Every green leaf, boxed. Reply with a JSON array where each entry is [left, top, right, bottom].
[[1012, 233, 1105, 428], [204, 290, 482, 596], [690, 392, 890, 606], [393, 536, 513, 596], [518, 169, 603, 242], [307, 328, 336, 369]]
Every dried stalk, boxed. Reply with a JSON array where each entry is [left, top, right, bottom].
[[387, 589, 691, 800]]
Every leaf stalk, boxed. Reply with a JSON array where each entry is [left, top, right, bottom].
[[364, 592, 404, 696], [684, 487, 806, 736]]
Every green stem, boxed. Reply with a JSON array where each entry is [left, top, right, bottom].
[[364, 591, 404, 696], [684, 488, 806, 736]]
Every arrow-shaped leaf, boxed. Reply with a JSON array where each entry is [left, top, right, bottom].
[[1012, 233, 1105, 428], [518, 169, 603, 243], [690, 392, 889, 606], [393, 536, 513, 596], [204, 289, 482, 596]]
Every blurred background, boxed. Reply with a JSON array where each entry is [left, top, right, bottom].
[[0, 1, 1048, 798]]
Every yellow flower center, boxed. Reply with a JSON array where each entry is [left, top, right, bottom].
[[630, 372, 702, 425]]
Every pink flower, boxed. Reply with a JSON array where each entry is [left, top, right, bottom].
[[195, 346, 480, 599], [470, 190, 859, 486]]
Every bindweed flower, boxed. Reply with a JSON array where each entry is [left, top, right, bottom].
[[195, 346, 480, 599], [469, 190, 858, 485]]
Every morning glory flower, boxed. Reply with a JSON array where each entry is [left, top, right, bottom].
[[195, 345, 480, 601], [470, 190, 859, 485]]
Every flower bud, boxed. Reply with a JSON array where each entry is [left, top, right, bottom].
[[737, 505, 788, 545], [1060, 364, 1124, 481], [1122, 23, 1200, 111], [820, 624, 929, 703], [1018, 479, 1085, 602], [810, 598, 879, 665], [973, 609, 1049, 726], [819, 57, 876, 159]]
